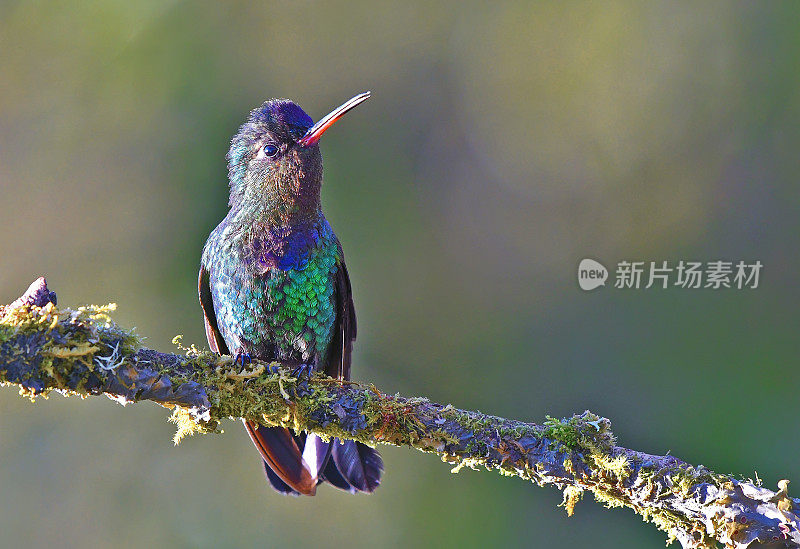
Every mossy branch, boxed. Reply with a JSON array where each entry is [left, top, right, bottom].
[[1, 278, 798, 548]]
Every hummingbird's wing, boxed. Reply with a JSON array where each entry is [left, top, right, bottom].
[[320, 251, 384, 493], [325, 250, 357, 381], [198, 265, 228, 355]]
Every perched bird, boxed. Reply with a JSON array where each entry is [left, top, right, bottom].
[[199, 92, 382, 495]]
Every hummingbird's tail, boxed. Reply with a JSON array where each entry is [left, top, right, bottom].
[[244, 421, 325, 495], [244, 421, 383, 496], [327, 439, 383, 493]]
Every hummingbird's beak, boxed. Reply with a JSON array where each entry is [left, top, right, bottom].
[[298, 91, 371, 147]]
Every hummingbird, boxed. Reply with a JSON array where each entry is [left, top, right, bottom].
[[198, 92, 382, 495]]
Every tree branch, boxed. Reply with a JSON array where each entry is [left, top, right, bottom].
[[1, 278, 797, 548]]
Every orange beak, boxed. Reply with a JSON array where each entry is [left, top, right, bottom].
[[298, 91, 371, 147]]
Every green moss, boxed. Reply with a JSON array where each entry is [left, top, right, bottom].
[[541, 412, 615, 454], [0, 298, 756, 549], [543, 415, 583, 447], [169, 407, 214, 444], [0, 301, 141, 398], [561, 485, 584, 517]]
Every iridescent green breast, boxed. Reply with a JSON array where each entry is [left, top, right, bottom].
[[203, 215, 341, 365], [260, 238, 339, 361]]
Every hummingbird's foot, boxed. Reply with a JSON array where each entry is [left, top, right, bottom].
[[233, 350, 252, 369], [290, 363, 315, 382], [290, 363, 315, 397]]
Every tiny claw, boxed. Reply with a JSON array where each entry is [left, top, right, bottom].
[[290, 364, 314, 397], [290, 363, 314, 381], [234, 350, 252, 368]]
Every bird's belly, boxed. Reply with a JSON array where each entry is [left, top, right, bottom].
[[213, 242, 338, 364], [261, 256, 338, 362]]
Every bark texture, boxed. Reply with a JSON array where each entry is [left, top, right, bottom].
[[1, 278, 798, 548]]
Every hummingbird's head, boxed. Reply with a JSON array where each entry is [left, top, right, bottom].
[[226, 92, 370, 223]]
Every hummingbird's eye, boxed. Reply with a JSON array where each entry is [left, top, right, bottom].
[[256, 144, 279, 160]]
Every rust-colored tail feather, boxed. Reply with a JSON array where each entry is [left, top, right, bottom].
[[243, 421, 322, 496]]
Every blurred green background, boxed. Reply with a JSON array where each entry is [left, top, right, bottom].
[[1, 2, 799, 547]]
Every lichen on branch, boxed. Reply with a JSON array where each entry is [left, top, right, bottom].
[[1, 278, 798, 548]]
